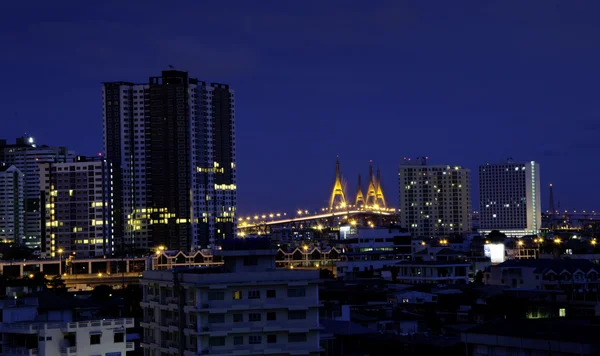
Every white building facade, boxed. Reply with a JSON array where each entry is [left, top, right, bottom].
[[0, 165, 24, 243], [140, 243, 321, 356], [478, 160, 541, 237], [103, 70, 236, 253], [398, 157, 472, 238], [0, 297, 134, 356], [39, 156, 114, 258]]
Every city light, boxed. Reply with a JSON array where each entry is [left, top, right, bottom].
[[554, 238, 561, 244]]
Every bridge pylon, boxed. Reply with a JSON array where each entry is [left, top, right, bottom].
[[329, 157, 347, 210], [375, 167, 387, 208], [365, 161, 377, 206], [355, 174, 365, 208]]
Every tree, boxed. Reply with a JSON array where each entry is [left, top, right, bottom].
[[472, 271, 484, 285], [47, 275, 67, 291], [487, 230, 507, 243], [92, 285, 113, 299], [319, 269, 334, 279]]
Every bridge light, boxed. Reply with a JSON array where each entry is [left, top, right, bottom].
[[297, 210, 302, 215]]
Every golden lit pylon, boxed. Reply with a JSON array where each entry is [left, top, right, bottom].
[[375, 167, 387, 208], [365, 161, 377, 206], [329, 157, 347, 210], [355, 174, 365, 208]]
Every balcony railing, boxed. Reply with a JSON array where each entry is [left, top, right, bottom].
[[2, 318, 134, 333], [60, 346, 77, 356], [2, 347, 38, 356]]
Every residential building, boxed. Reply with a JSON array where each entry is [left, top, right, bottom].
[[335, 226, 412, 279], [140, 238, 321, 356], [484, 259, 599, 294], [39, 156, 113, 258], [462, 319, 600, 355], [103, 70, 237, 253], [0, 165, 24, 243], [478, 160, 541, 237], [0, 293, 134, 356], [0, 137, 74, 248], [393, 261, 470, 284], [398, 157, 472, 238]]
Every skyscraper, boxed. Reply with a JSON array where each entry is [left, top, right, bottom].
[[478, 160, 541, 237], [39, 156, 114, 258], [103, 70, 236, 253], [0, 165, 24, 243], [0, 137, 74, 248], [398, 157, 472, 238]]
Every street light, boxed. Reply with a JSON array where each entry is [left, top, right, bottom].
[[58, 249, 64, 276]]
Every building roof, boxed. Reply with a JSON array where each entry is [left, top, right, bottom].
[[396, 261, 470, 266], [320, 319, 376, 336], [496, 259, 597, 273], [463, 319, 600, 344]]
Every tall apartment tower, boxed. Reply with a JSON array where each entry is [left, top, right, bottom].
[[478, 160, 541, 237], [398, 157, 472, 238], [39, 156, 114, 258], [0, 137, 74, 248], [103, 70, 236, 253], [0, 165, 24, 243]]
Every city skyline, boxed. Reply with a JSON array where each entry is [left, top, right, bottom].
[[3, 1, 600, 214]]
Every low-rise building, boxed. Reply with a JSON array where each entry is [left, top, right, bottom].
[[0, 294, 134, 356], [140, 238, 322, 356], [393, 261, 470, 284]]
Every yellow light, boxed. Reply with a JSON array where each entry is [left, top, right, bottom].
[[28, 274, 34, 278], [98, 273, 103, 277], [592, 239, 597, 246], [290, 265, 294, 269], [303, 245, 308, 251], [554, 238, 561, 244], [58, 249, 63, 254], [421, 241, 426, 246], [315, 263, 320, 268], [155, 250, 161, 255], [158, 246, 165, 251], [518, 240, 524, 246]]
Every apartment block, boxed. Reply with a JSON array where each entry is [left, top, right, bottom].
[[478, 160, 541, 237], [0, 165, 24, 243], [140, 239, 321, 356], [398, 157, 472, 238], [39, 156, 113, 258]]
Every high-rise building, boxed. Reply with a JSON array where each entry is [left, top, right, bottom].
[[39, 156, 114, 258], [140, 238, 321, 356], [478, 160, 541, 237], [398, 157, 472, 238], [0, 165, 24, 243], [0, 137, 75, 248], [103, 70, 237, 253]]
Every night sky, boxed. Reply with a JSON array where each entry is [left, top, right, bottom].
[[2, 1, 599, 215]]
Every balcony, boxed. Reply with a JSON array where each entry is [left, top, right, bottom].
[[60, 346, 77, 356], [1, 318, 134, 334], [2, 347, 38, 356]]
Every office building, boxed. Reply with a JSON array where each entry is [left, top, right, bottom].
[[103, 70, 237, 253], [0, 165, 24, 243], [0, 137, 74, 248], [140, 238, 321, 356], [39, 156, 114, 258], [0, 294, 134, 356], [478, 160, 541, 237], [398, 157, 472, 238]]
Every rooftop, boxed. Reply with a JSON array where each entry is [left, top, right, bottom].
[[496, 259, 597, 273], [464, 319, 600, 344]]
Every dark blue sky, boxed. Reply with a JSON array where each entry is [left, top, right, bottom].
[[2, 1, 599, 215]]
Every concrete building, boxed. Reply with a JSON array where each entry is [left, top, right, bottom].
[[0, 137, 74, 248], [0, 165, 24, 243], [140, 238, 321, 356], [478, 160, 541, 237], [462, 319, 600, 355], [0, 294, 134, 356], [335, 226, 412, 279], [103, 70, 237, 253], [394, 261, 470, 284], [39, 156, 113, 258], [398, 157, 472, 238]]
